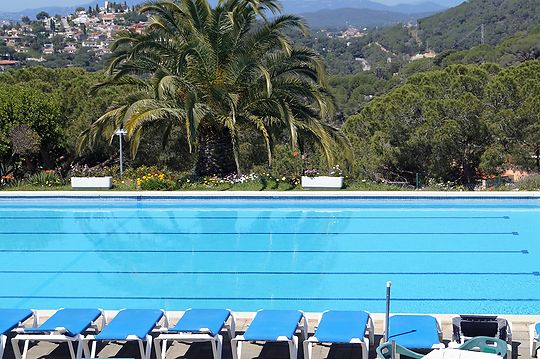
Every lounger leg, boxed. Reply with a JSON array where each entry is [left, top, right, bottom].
[[144, 334, 153, 359], [231, 338, 242, 359], [21, 340, 29, 359], [289, 336, 298, 359], [530, 325, 536, 358], [228, 313, 236, 339], [76, 337, 84, 359], [82, 339, 91, 358], [90, 340, 97, 358], [153, 338, 165, 359], [361, 342, 368, 359], [11, 338, 22, 359], [67, 340, 76, 359], [210, 336, 218, 359], [0, 334, 6, 359], [303, 340, 312, 359], [138, 339, 145, 359], [300, 316, 308, 341], [209, 334, 223, 359], [368, 317, 375, 350]]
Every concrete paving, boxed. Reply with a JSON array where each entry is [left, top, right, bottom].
[[3, 313, 538, 359]]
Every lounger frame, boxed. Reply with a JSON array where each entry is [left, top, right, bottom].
[[231, 310, 308, 359], [303, 311, 375, 359], [154, 309, 235, 359], [11, 309, 105, 359], [84, 309, 167, 359], [450, 316, 513, 359], [0, 310, 36, 359], [530, 322, 539, 358]]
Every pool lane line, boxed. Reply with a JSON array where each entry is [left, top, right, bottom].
[[0, 215, 512, 220], [0, 249, 529, 254], [0, 232, 522, 236], [0, 270, 537, 276], [0, 295, 538, 302]]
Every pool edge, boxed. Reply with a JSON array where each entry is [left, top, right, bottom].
[[2, 190, 540, 198]]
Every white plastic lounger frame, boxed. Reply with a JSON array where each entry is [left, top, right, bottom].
[[434, 317, 445, 349], [231, 311, 308, 359], [450, 317, 513, 359], [84, 310, 167, 359], [303, 311, 375, 359], [11, 309, 105, 359], [0, 310, 37, 359], [530, 322, 539, 358], [154, 309, 235, 359]]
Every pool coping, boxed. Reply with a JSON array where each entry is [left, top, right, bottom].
[[2, 190, 540, 198]]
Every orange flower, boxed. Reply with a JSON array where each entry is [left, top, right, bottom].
[[292, 151, 299, 157]]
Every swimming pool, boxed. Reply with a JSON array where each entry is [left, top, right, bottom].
[[0, 195, 538, 314]]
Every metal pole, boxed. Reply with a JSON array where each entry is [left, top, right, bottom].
[[115, 129, 127, 177], [384, 281, 392, 342], [119, 132, 123, 177]]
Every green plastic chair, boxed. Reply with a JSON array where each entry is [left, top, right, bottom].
[[377, 336, 508, 359], [458, 336, 508, 357], [376, 341, 424, 359]]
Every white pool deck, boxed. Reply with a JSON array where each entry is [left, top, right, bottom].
[[1, 191, 539, 358]]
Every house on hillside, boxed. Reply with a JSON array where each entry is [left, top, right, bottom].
[[0, 59, 20, 71], [410, 50, 436, 61]]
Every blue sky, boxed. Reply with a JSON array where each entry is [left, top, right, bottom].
[[1, 0, 457, 12]]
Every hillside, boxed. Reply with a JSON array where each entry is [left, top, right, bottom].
[[435, 25, 540, 67], [417, 0, 540, 51], [301, 8, 434, 29]]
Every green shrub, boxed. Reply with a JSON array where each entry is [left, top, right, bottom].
[[28, 171, 65, 187], [69, 164, 119, 177], [515, 174, 540, 191], [137, 172, 177, 190]]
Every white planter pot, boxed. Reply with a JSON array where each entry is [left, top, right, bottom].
[[71, 176, 113, 190], [301, 176, 343, 190]]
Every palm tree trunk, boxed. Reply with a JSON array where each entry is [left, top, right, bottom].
[[195, 126, 237, 176]]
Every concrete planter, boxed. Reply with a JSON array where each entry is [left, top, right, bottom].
[[301, 176, 343, 190], [71, 176, 113, 190]]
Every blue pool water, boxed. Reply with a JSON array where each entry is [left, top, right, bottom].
[[0, 196, 539, 314]]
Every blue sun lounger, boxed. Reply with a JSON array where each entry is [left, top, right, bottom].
[[85, 309, 165, 359], [303, 310, 374, 359], [0, 309, 34, 359], [11, 308, 104, 359], [387, 315, 444, 350], [155, 308, 235, 359], [231, 310, 307, 359]]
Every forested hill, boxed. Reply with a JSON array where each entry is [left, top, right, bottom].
[[435, 25, 540, 67], [417, 0, 540, 51]]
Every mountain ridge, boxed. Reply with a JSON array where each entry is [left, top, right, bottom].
[[301, 8, 436, 29], [0, 0, 453, 21]]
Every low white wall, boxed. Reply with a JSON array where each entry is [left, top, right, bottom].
[[301, 176, 343, 190], [71, 176, 113, 190]]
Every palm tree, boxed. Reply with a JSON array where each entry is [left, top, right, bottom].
[[80, 0, 349, 176]]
